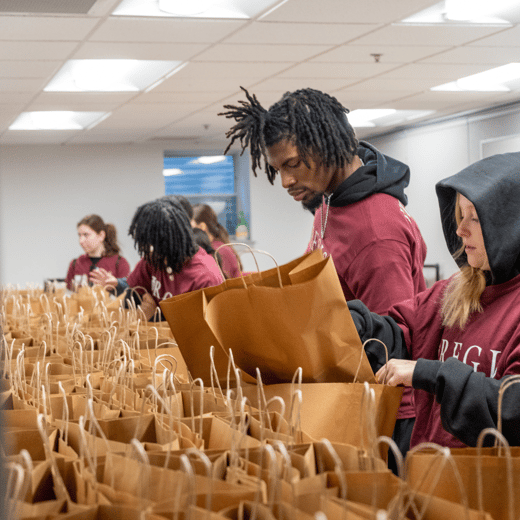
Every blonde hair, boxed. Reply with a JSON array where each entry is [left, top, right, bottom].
[[441, 193, 487, 329]]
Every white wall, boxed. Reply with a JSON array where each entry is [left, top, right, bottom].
[[244, 165, 314, 272], [0, 144, 164, 285], [0, 143, 313, 285], [2, 101, 520, 287], [369, 103, 520, 281]]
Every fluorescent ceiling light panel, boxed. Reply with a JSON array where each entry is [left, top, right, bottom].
[[432, 63, 520, 91], [9, 111, 108, 130], [399, 0, 516, 25], [191, 156, 227, 165], [112, 0, 283, 19], [347, 109, 397, 128], [44, 59, 183, 92], [163, 168, 184, 176]]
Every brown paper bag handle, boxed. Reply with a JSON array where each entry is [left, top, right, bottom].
[[190, 378, 205, 437], [215, 242, 260, 275], [184, 447, 213, 511], [497, 375, 520, 440], [5, 461, 24, 519], [37, 413, 69, 500], [375, 436, 409, 519], [216, 243, 284, 288], [18, 449, 34, 503], [476, 428, 514, 520], [317, 439, 348, 502], [404, 442, 470, 520], [58, 381, 69, 445], [360, 382, 378, 457], [130, 439, 152, 501], [354, 338, 389, 383]]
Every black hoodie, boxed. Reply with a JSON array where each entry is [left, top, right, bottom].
[[331, 141, 410, 207], [436, 152, 520, 285]]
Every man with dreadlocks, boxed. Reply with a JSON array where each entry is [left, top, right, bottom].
[[220, 86, 428, 470], [90, 197, 223, 319]]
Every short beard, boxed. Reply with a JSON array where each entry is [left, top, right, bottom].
[[302, 192, 324, 213]]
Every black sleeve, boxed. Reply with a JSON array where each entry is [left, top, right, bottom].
[[347, 299, 408, 373], [413, 357, 520, 447]]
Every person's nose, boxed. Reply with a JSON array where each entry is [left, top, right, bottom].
[[456, 220, 469, 238], [280, 169, 296, 189]]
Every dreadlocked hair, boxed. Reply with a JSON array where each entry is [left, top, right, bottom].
[[219, 86, 358, 184], [128, 198, 197, 274]]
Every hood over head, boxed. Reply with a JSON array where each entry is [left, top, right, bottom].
[[436, 152, 520, 285], [331, 141, 410, 207]]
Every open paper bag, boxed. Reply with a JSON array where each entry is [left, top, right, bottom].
[[161, 249, 375, 385], [241, 380, 403, 452]]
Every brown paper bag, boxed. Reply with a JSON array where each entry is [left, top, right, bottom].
[[407, 442, 520, 520], [160, 272, 264, 385], [203, 251, 376, 384], [242, 382, 403, 451]]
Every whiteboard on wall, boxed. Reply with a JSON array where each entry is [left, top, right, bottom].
[[481, 134, 520, 158]]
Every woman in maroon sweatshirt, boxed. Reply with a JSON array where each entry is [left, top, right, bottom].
[[349, 152, 520, 448], [65, 214, 130, 290]]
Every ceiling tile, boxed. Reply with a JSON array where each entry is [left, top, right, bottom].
[[0, 15, 99, 40], [312, 44, 450, 64], [0, 130, 78, 145], [0, 92, 36, 104], [149, 76, 254, 94], [89, 18, 246, 43], [251, 77, 356, 92], [133, 90, 233, 104], [73, 42, 207, 60], [351, 24, 507, 47], [262, 0, 437, 24], [277, 61, 397, 79], [97, 104, 193, 128], [0, 106, 25, 131], [420, 46, 520, 65], [0, 60, 63, 79], [224, 21, 377, 45], [386, 90, 515, 111], [0, 41, 79, 60], [334, 91, 419, 110], [467, 25, 520, 47], [0, 78, 48, 91], [338, 76, 437, 93], [167, 61, 291, 80], [193, 43, 330, 62], [31, 91, 138, 106], [380, 63, 492, 81], [65, 129, 152, 144]]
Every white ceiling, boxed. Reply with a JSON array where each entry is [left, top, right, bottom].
[[1, 0, 520, 151]]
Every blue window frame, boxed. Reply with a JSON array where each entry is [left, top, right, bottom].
[[163, 154, 241, 236]]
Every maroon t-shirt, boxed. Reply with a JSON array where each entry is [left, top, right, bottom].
[[212, 240, 242, 279], [306, 193, 428, 419], [66, 253, 130, 290], [127, 247, 224, 305]]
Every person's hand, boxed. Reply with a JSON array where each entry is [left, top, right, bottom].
[[138, 292, 157, 321], [375, 359, 417, 387], [89, 267, 117, 289]]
